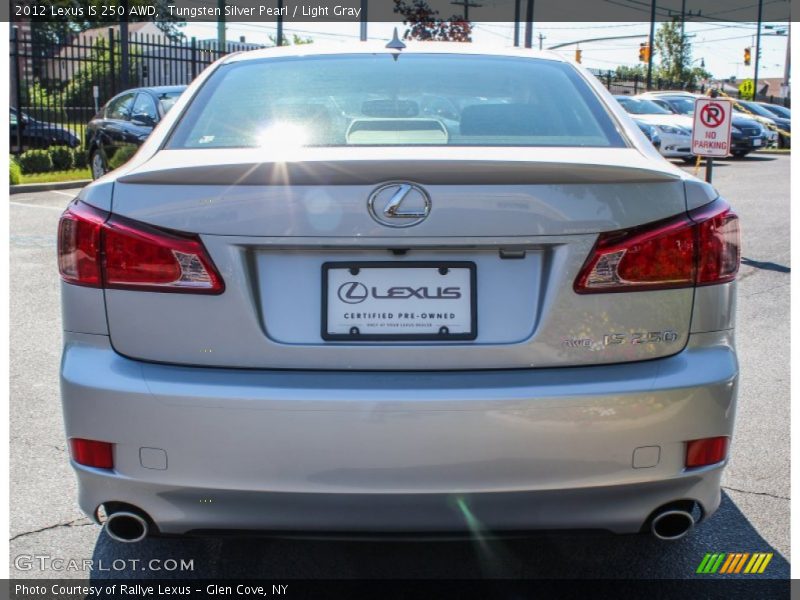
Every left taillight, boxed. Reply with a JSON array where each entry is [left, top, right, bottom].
[[57, 201, 106, 287], [58, 200, 224, 294]]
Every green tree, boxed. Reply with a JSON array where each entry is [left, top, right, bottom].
[[393, 0, 472, 42], [268, 34, 314, 47], [615, 64, 647, 79], [30, 0, 185, 47], [653, 21, 712, 87], [62, 38, 139, 109]]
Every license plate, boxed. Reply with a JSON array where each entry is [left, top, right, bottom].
[[753, 138, 762, 146], [322, 262, 477, 340]]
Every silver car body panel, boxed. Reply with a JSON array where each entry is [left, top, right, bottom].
[[63, 330, 735, 534], [60, 43, 737, 535]]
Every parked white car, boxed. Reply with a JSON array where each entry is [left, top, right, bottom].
[[614, 96, 693, 160]]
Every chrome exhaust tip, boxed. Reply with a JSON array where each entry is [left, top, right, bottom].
[[104, 511, 149, 543], [651, 509, 695, 541]]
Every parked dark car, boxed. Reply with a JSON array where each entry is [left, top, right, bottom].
[[10, 107, 80, 152], [85, 85, 185, 179], [648, 95, 769, 157], [735, 99, 790, 149], [757, 102, 791, 120]]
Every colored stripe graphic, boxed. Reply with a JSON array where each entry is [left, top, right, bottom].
[[719, 553, 737, 574], [733, 553, 750, 574], [758, 554, 773, 574], [698, 552, 773, 575]]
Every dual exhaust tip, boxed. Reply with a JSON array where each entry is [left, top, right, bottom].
[[102, 504, 695, 543], [104, 510, 149, 543], [650, 508, 695, 541]]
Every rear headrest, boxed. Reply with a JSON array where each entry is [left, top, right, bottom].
[[460, 103, 543, 136]]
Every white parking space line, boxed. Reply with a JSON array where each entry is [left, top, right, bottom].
[[9, 201, 64, 211], [50, 190, 79, 198]]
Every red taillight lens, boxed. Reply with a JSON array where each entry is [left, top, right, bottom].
[[695, 205, 741, 285], [104, 217, 224, 293], [685, 436, 729, 468], [57, 202, 107, 287], [69, 438, 114, 469], [574, 200, 740, 293], [57, 201, 224, 294]]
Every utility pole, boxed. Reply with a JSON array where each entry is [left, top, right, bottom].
[[524, 0, 534, 49], [753, 0, 763, 100], [360, 0, 367, 41], [120, 0, 129, 88], [217, 0, 226, 50], [538, 33, 545, 50], [646, 0, 656, 89], [513, 0, 520, 47], [783, 25, 790, 97], [680, 0, 686, 71], [276, 0, 283, 45], [450, 0, 482, 21]]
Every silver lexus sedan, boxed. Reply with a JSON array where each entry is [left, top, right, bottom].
[[58, 43, 740, 544]]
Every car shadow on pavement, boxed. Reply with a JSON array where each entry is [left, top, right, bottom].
[[87, 492, 788, 580]]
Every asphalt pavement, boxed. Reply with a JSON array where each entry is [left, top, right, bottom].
[[9, 154, 791, 580]]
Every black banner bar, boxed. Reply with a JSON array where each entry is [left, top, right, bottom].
[[5, 578, 792, 600], [3, 0, 794, 23]]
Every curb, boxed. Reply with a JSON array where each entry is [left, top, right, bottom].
[[10, 179, 91, 195]]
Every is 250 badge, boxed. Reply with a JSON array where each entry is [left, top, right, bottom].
[[603, 330, 680, 345]]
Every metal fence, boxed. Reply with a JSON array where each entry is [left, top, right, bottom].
[[589, 68, 791, 107], [10, 26, 262, 154], [9, 29, 790, 155]]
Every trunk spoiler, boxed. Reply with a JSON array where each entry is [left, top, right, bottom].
[[117, 148, 683, 186]]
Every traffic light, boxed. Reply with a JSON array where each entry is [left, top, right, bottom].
[[744, 47, 751, 66], [575, 48, 582, 63], [639, 43, 650, 63]]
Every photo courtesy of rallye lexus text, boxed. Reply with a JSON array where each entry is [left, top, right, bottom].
[[57, 41, 740, 544]]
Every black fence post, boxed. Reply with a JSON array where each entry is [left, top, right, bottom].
[[108, 28, 116, 95], [191, 37, 197, 79], [606, 71, 612, 90], [634, 74, 639, 94], [12, 26, 23, 154]]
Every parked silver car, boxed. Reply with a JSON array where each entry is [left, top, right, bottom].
[[58, 43, 740, 543]]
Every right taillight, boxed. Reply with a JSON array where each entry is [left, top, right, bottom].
[[58, 200, 224, 294], [574, 199, 740, 294]]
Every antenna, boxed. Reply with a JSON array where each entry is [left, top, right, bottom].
[[386, 28, 406, 51]]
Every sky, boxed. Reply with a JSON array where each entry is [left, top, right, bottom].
[[181, 20, 790, 81]]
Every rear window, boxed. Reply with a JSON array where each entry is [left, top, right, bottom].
[[158, 91, 183, 114], [168, 54, 625, 149], [616, 97, 671, 115]]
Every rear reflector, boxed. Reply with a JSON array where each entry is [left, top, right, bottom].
[[69, 438, 114, 469], [685, 436, 729, 468], [574, 199, 740, 293], [58, 200, 224, 294]]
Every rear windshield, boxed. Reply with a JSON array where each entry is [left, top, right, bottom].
[[168, 54, 625, 149], [616, 97, 671, 115], [157, 91, 183, 114]]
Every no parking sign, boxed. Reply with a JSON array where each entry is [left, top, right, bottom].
[[692, 98, 733, 157]]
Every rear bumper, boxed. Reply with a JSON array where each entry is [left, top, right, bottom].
[[731, 136, 764, 152], [61, 331, 737, 535]]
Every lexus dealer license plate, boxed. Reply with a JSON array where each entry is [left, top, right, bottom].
[[323, 262, 476, 340]]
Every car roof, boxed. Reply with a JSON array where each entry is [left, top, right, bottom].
[[112, 85, 186, 97], [138, 85, 187, 94], [222, 41, 567, 64]]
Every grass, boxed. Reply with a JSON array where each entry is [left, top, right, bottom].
[[18, 168, 91, 185]]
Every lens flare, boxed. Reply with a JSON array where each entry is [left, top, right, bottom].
[[256, 122, 309, 150]]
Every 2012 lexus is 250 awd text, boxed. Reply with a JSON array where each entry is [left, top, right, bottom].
[[58, 42, 740, 544]]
